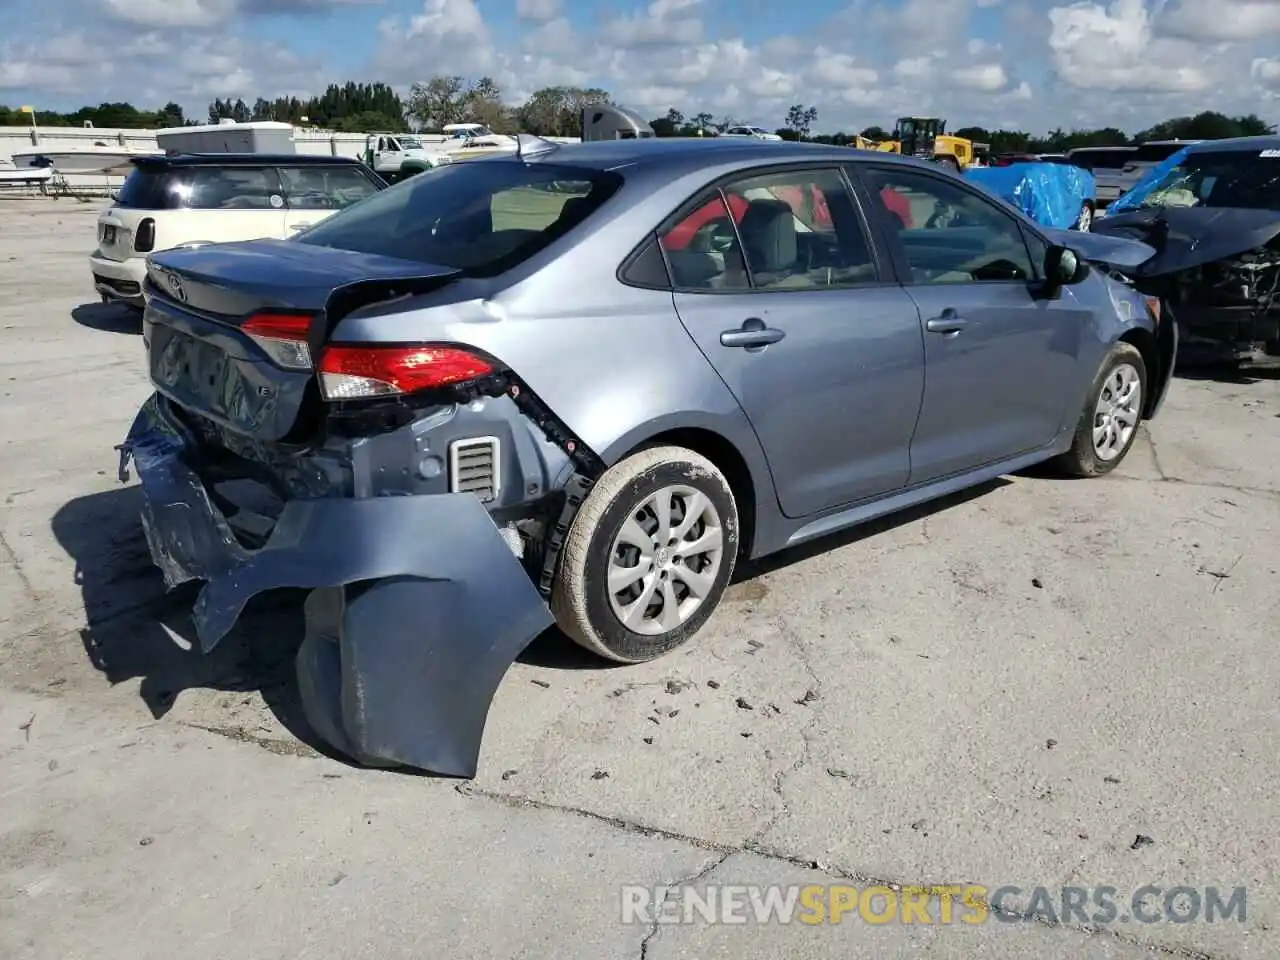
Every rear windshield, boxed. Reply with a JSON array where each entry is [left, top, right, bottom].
[[115, 163, 381, 211], [1068, 149, 1134, 170], [293, 159, 622, 273], [1132, 150, 1280, 211], [1133, 143, 1186, 163]]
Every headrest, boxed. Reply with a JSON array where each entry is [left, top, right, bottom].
[[738, 198, 796, 273], [665, 250, 721, 287]]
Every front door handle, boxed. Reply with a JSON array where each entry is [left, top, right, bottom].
[[721, 317, 785, 349], [289, 222, 314, 232], [925, 309, 968, 335]]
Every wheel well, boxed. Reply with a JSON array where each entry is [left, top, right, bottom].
[[1118, 327, 1158, 417], [631, 427, 758, 557]]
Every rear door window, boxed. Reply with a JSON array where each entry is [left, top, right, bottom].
[[720, 167, 878, 289], [276, 165, 381, 210], [182, 167, 284, 210]]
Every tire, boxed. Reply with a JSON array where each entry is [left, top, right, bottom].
[[938, 155, 961, 173], [1075, 203, 1093, 232], [551, 446, 739, 663], [1054, 342, 1147, 477]]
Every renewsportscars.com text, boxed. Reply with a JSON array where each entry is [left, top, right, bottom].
[[620, 884, 1247, 926]]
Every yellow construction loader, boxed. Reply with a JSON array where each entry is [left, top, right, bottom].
[[873, 117, 986, 170]]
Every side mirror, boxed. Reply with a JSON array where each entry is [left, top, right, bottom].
[[1044, 244, 1087, 285]]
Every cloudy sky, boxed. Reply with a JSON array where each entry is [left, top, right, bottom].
[[2, 0, 1279, 134]]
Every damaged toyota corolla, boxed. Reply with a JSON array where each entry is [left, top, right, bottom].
[[1093, 135, 1280, 358], [117, 135, 1175, 777]]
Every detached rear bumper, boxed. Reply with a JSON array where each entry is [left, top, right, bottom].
[[117, 393, 554, 777]]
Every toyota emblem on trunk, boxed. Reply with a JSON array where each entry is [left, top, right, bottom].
[[167, 273, 186, 301]]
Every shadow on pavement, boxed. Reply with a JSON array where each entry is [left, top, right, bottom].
[[49, 477, 1018, 746], [739, 479, 1010, 580], [50, 484, 352, 763], [70, 301, 142, 334], [1174, 361, 1280, 384]]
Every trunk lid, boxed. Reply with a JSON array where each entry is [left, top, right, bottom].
[[144, 239, 461, 443]]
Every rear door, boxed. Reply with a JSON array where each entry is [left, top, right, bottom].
[[851, 163, 1090, 484], [276, 164, 383, 236], [666, 164, 925, 518]]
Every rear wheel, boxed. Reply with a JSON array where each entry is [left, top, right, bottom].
[[937, 155, 961, 173], [1054, 342, 1147, 477], [551, 446, 739, 663]]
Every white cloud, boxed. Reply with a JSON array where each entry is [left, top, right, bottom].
[[1047, 0, 1213, 92], [954, 63, 1009, 91], [1161, 0, 1280, 43], [514, 0, 558, 21]]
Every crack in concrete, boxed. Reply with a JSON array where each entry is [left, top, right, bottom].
[[744, 615, 824, 850], [637, 850, 734, 959], [1111, 473, 1279, 501], [455, 785, 1229, 960], [0, 528, 38, 602]]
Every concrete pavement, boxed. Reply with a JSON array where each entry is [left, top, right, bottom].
[[1, 198, 1277, 959]]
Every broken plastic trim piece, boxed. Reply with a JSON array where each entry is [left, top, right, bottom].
[[119, 392, 554, 777]]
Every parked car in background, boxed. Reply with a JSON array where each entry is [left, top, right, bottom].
[[1090, 135, 1280, 358], [1113, 140, 1198, 200], [118, 136, 1175, 775], [719, 125, 784, 141], [90, 153, 386, 309], [1065, 146, 1138, 205]]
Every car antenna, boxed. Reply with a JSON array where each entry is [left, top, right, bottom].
[[514, 132, 559, 161]]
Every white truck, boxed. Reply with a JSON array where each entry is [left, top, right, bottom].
[[362, 133, 452, 182]]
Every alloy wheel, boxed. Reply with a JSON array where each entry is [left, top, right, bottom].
[[1092, 363, 1142, 461], [606, 485, 725, 635]]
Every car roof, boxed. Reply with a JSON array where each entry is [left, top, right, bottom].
[[1180, 135, 1280, 154], [1068, 145, 1136, 153], [135, 153, 366, 168], [521, 137, 937, 176]]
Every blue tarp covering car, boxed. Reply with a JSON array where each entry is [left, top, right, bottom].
[[1098, 145, 1192, 216], [964, 162, 1097, 230]]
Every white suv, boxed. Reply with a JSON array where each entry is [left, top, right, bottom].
[[89, 154, 385, 309]]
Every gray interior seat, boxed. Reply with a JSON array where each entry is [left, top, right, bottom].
[[666, 250, 722, 288], [737, 198, 811, 286]]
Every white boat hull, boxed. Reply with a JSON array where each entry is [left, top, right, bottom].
[[9, 148, 158, 176], [0, 166, 54, 184]]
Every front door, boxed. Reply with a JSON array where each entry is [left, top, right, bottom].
[[664, 165, 925, 519], [854, 164, 1091, 484]]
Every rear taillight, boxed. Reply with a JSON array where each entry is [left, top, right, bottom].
[[1145, 296, 1161, 324], [242, 312, 314, 370], [134, 218, 155, 253], [317, 345, 494, 400]]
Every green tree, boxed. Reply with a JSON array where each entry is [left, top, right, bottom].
[[785, 104, 818, 139], [515, 85, 612, 136]]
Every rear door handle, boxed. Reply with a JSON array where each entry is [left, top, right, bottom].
[[289, 222, 314, 232], [925, 310, 968, 335], [721, 318, 785, 349]]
